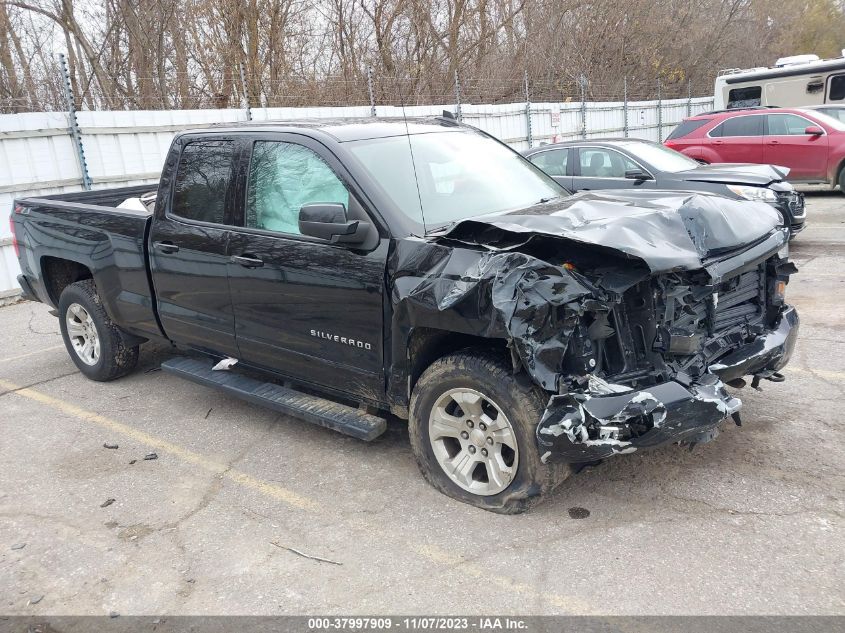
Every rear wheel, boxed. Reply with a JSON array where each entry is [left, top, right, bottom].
[[58, 280, 139, 381], [408, 349, 568, 513], [838, 165, 845, 194]]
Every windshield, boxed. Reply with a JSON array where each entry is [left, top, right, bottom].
[[345, 129, 566, 231], [800, 109, 845, 130], [622, 141, 701, 173]]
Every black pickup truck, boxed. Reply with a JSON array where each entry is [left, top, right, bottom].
[[11, 118, 799, 512]]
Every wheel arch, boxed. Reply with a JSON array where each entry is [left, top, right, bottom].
[[40, 256, 93, 307], [406, 327, 510, 404], [679, 147, 716, 164], [833, 155, 845, 189]]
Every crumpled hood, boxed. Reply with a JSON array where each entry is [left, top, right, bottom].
[[677, 162, 789, 186], [439, 190, 784, 273]]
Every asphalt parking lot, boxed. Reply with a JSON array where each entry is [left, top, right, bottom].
[[0, 191, 843, 616]]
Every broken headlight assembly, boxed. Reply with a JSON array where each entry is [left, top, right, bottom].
[[772, 279, 787, 303], [726, 185, 778, 203]]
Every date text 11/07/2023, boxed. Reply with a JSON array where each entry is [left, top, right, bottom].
[[306, 617, 528, 630]]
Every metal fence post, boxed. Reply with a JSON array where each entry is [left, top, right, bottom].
[[656, 78, 663, 142], [524, 70, 533, 149], [687, 78, 692, 117], [579, 74, 587, 139], [623, 77, 629, 138], [367, 67, 377, 117], [58, 53, 91, 191], [454, 70, 462, 121], [239, 62, 253, 121]]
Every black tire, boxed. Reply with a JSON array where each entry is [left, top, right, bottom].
[[838, 165, 845, 194], [408, 349, 569, 513], [58, 279, 139, 381]]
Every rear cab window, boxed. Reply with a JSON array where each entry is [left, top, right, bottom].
[[171, 140, 236, 224], [666, 119, 711, 140], [709, 115, 764, 138]]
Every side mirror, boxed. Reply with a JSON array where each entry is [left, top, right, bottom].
[[805, 125, 824, 136], [298, 203, 366, 244], [625, 169, 652, 181]]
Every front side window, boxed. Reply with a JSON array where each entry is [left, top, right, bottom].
[[727, 86, 762, 109], [529, 149, 568, 177], [172, 140, 235, 223], [578, 148, 638, 178], [829, 75, 845, 101], [767, 114, 815, 135], [246, 142, 349, 235], [710, 115, 763, 137]]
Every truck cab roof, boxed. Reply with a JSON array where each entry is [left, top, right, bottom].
[[186, 116, 464, 143]]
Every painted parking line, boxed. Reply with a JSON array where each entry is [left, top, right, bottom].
[[0, 378, 318, 511], [0, 377, 595, 614], [0, 344, 65, 363], [788, 367, 845, 381]]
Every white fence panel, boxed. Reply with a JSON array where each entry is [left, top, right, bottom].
[[0, 95, 713, 295]]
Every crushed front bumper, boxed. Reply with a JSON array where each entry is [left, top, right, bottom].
[[536, 305, 799, 464]]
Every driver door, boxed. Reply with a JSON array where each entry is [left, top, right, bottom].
[[226, 135, 388, 401]]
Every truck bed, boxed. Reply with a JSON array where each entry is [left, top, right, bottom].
[[29, 184, 158, 211], [13, 184, 161, 341]]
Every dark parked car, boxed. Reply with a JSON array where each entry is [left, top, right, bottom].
[[522, 138, 806, 236], [11, 118, 798, 513]]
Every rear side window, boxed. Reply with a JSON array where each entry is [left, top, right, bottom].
[[830, 75, 845, 101], [529, 149, 569, 177], [666, 119, 711, 140], [727, 86, 762, 109], [172, 140, 235, 224], [709, 115, 763, 138], [246, 141, 349, 235]]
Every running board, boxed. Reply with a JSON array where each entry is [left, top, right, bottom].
[[161, 357, 387, 441]]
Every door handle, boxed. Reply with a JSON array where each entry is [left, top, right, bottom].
[[153, 241, 179, 254], [232, 254, 264, 268], [767, 140, 780, 145]]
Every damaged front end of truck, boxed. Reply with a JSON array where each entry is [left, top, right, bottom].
[[392, 190, 799, 464]]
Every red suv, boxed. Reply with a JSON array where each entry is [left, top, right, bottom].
[[665, 107, 845, 193]]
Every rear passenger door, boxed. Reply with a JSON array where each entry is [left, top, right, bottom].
[[226, 135, 388, 402], [149, 137, 239, 356], [526, 148, 572, 190], [706, 115, 764, 163]]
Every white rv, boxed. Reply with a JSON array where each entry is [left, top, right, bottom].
[[714, 52, 845, 110]]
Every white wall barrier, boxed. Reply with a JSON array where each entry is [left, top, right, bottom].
[[0, 96, 714, 295]]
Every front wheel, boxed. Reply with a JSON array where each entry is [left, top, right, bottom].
[[408, 349, 568, 513], [58, 279, 139, 381], [838, 166, 845, 195]]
